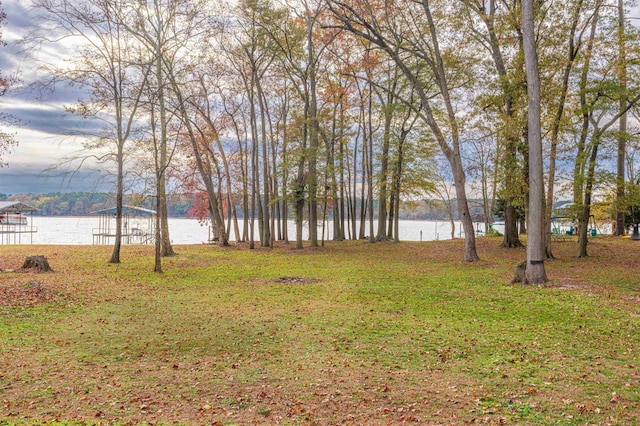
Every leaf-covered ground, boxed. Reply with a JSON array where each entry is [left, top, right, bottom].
[[0, 236, 639, 425]]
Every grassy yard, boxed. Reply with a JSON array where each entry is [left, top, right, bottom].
[[0, 236, 639, 425]]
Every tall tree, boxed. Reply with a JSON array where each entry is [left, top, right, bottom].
[[128, 0, 183, 259], [372, 56, 404, 242], [542, 0, 589, 259], [570, 1, 640, 257], [258, 0, 334, 248], [573, 1, 601, 206], [232, 0, 279, 247], [615, 0, 627, 236], [327, 0, 480, 261], [120, 0, 229, 250], [32, 0, 150, 264], [576, 105, 640, 257], [522, 0, 547, 283], [461, 0, 525, 249], [305, 1, 322, 247]]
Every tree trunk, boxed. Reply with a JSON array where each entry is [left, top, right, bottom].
[[451, 154, 479, 261], [21, 256, 53, 272], [241, 129, 250, 243], [109, 142, 124, 264], [158, 174, 174, 257], [578, 133, 601, 258], [331, 101, 344, 241], [522, 0, 548, 284], [154, 192, 162, 273], [367, 81, 375, 243], [616, 0, 627, 236], [392, 129, 408, 243], [376, 93, 393, 241], [228, 111, 249, 243], [156, 29, 174, 258], [501, 202, 522, 248], [472, 0, 522, 250], [574, 5, 600, 205], [337, 99, 347, 241], [294, 175, 305, 249], [307, 13, 319, 248], [256, 78, 271, 247], [349, 110, 360, 240], [295, 102, 308, 249], [545, 0, 584, 258], [359, 104, 368, 240], [281, 96, 289, 244], [249, 73, 259, 249]]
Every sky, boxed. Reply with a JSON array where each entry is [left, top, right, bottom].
[[2, 1, 640, 195], [0, 0, 111, 194]]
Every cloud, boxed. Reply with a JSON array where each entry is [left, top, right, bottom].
[[0, 162, 115, 194], [2, 1, 32, 42], [4, 96, 106, 136], [0, 126, 114, 182], [4, 0, 175, 174], [0, 1, 37, 70], [0, 0, 112, 193]]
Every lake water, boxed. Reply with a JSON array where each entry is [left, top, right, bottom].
[[2, 216, 480, 245]]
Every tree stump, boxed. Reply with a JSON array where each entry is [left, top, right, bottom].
[[21, 256, 53, 272], [510, 260, 528, 285]]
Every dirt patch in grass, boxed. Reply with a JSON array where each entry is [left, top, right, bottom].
[[541, 279, 592, 290], [267, 276, 322, 284]]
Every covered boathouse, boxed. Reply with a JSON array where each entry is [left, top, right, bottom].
[[0, 201, 38, 244], [91, 205, 156, 245]]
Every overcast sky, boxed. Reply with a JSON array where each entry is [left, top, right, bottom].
[[2, 1, 640, 195], [0, 0, 112, 194]]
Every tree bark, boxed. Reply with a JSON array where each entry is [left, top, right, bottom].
[[376, 84, 394, 241], [466, 0, 522, 249], [109, 142, 124, 264], [256, 76, 272, 247], [157, 51, 174, 258], [294, 104, 308, 249], [522, 0, 548, 284], [307, 12, 319, 248], [21, 256, 53, 272], [574, 4, 600, 204], [545, 0, 584, 258], [616, 0, 627, 236]]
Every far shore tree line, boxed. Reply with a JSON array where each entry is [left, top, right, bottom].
[[0, 192, 195, 217], [2, 0, 640, 279], [0, 191, 491, 224]]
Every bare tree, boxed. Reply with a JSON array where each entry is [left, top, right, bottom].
[[31, 0, 150, 264], [118, 0, 228, 253], [326, 0, 480, 261]]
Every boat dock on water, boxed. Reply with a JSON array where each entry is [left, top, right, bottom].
[[0, 201, 38, 244]]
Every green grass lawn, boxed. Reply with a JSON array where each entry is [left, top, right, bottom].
[[1, 237, 639, 425]]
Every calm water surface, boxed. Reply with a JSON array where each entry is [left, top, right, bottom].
[[10, 216, 477, 245]]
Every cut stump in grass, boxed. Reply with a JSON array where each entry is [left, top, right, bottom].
[[21, 255, 54, 272], [510, 260, 528, 285]]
